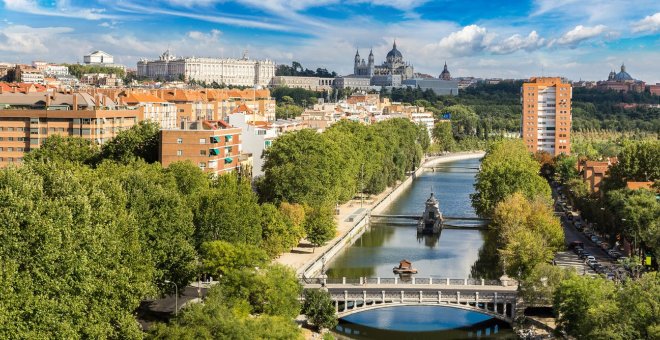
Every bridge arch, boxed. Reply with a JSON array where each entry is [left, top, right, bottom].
[[336, 302, 512, 323]]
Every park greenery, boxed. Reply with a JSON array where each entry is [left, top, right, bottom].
[[492, 193, 564, 280], [382, 81, 660, 134], [257, 118, 429, 248], [302, 289, 338, 331], [471, 139, 551, 217], [149, 264, 303, 339], [554, 272, 660, 339], [64, 63, 126, 79], [275, 61, 338, 78], [0, 122, 315, 338]]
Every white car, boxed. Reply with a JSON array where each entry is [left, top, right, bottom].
[[586, 256, 596, 262]]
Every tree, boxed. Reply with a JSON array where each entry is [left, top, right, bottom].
[[302, 289, 337, 330], [520, 263, 574, 306], [554, 155, 578, 184], [24, 135, 100, 165], [606, 140, 660, 190], [101, 121, 160, 163], [261, 203, 302, 257], [199, 241, 269, 278], [258, 129, 348, 205], [432, 121, 454, 151], [149, 286, 302, 339], [220, 265, 302, 318], [554, 275, 621, 339], [304, 205, 336, 251], [96, 161, 197, 295], [472, 139, 551, 217], [445, 104, 478, 138], [0, 164, 153, 339], [194, 175, 263, 246], [493, 193, 564, 280]]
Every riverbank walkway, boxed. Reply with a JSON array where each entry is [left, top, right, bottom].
[[274, 152, 485, 275]]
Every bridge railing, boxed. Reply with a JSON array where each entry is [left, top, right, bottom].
[[303, 277, 514, 287]]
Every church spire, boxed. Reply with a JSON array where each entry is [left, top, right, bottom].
[[393, 40, 397, 49]]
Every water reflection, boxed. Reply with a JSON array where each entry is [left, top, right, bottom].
[[334, 306, 515, 339], [326, 158, 501, 280]]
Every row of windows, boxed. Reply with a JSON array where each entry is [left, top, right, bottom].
[[0, 157, 23, 162], [0, 137, 27, 142], [0, 147, 27, 152]]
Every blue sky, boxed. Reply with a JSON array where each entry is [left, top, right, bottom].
[[1, 0, 659, 82]]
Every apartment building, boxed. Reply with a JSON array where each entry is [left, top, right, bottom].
[[521, 77, 572, 156], [123, 92, 178, 129], [0, 91, 141, 167], [159, 120, 241, 174]]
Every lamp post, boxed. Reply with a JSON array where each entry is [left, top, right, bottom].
[[165, 280, 178, 316]]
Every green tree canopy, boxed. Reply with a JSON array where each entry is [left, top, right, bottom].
[[302, 289, 338, 330], [472, 139, 551, 217], [101, 121, 160, 163]]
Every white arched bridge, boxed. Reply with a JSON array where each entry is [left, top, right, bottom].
[[302, 277, 519, 323]]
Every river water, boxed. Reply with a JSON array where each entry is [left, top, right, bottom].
[[327, 157, 515, 339]]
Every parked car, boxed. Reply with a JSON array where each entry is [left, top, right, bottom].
[[579, 252, 591, 260], [587, 259, 598, 268], [586, 256, 596, 262], [569, 241, 584, 250]]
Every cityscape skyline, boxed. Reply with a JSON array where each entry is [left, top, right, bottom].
[[0, 0, 659, 82]]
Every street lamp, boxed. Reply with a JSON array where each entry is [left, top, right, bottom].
[[164, 280, 178, 316]]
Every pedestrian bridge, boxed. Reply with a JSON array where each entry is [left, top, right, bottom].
[[302, 277, 518, 322]]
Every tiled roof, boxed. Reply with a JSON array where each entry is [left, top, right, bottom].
[[124, 92, 167, 103], [231, 103, 253, 114]]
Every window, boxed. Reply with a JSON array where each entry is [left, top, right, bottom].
[[177, 138, 183, 144], [30, 138, 38, 145], [198, 162, 206, 169], [8, 137, 14, 141], [200, 149, 206, 156], [177, 150, 183, 156], [41, 128, 47, 134], [199, 138, 206, 144], [7, 127, 14, 132]]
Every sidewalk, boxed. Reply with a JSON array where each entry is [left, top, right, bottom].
[[274, 152, 485, 274]]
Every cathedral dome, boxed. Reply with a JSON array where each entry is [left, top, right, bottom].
[[613, 63, 633, 81], [386, 41, 403, 59]]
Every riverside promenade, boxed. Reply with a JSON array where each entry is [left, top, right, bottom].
[[275, 151, 486, 275]]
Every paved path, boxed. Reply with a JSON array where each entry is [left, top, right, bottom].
[[274, 152, 485, 273]]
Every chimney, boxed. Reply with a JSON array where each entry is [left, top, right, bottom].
[[72, 93, 78, 111], [45, 93, 51, 107]]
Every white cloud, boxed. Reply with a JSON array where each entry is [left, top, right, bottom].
[[551, 24, 607, 47], [632, 12, 660, 33], [489, 31, 545, 54], [430, 25, 495, 57], [2, 0, 118, 20], [0, 25, 74, 54], [351, 0, 430, 11], [187, 29, 222, 41], [113, 1, 292, 31]]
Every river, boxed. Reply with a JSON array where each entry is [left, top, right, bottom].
[[327, 157, 515, 339]]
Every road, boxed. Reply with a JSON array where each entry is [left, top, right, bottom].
[[552, 186, 615, 276]]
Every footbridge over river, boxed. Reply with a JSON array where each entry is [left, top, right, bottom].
[[301, 277, 519, 323]]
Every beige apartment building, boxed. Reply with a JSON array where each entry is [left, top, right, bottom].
[[521, 77, 571, 156], [0, 91, 141, 167]]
